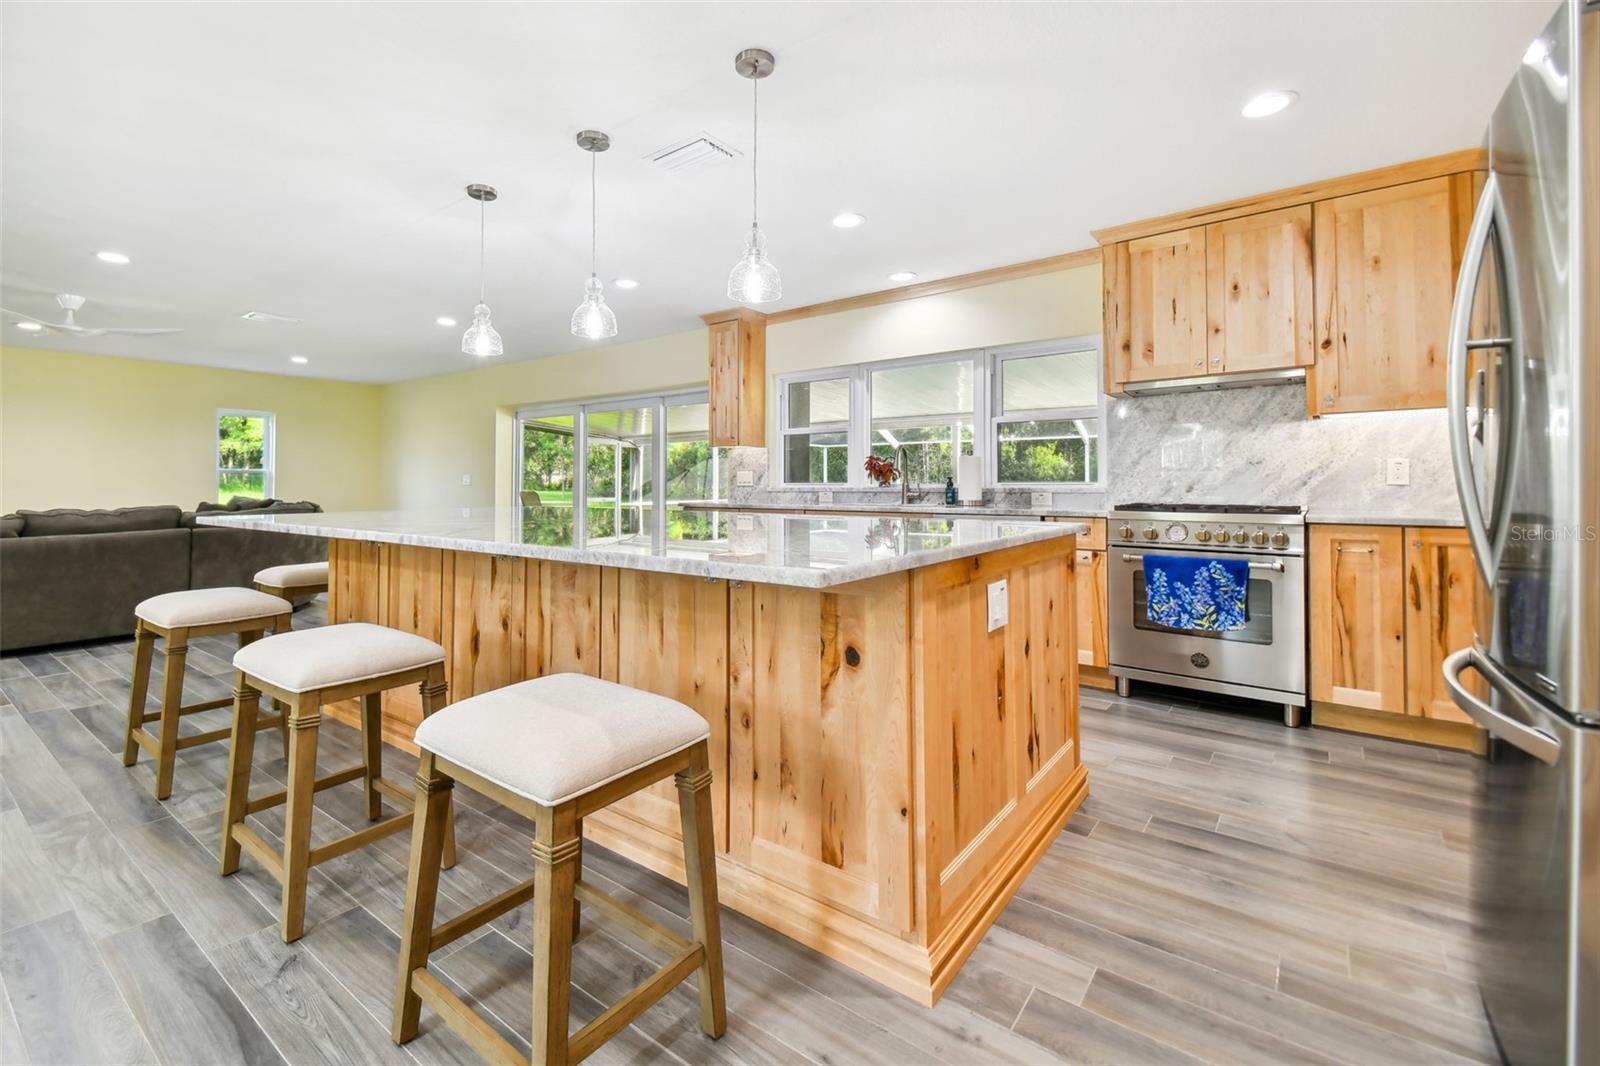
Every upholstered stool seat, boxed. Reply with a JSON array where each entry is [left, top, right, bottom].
[[220, 623, 453, 942], [122, 587, 293, 800], [414, 674, 709, 806], [233, 622, 444, 693], [136, 587, 291, 630], [394, 674, 726, 1065], [253, 560, 329, 599]]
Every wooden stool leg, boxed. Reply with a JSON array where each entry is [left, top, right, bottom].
[[237, 628, 287, 750], [419, 671, 456, 869], [360, 692, 383, 821], [391, 752, 454, 1045], [121, 621, 156, 767], [676, 742, 727, 1039], [280, 696, 321, 942], [153, 631, 189, 800], [572, 817, 583, 941], [218, 671, 262, 875], [530, 805, 580, 1066]]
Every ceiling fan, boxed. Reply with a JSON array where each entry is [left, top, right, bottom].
[[2, 293, 183, 337]]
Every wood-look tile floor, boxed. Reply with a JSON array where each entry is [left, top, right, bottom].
[[0, 599, 1499, 1065]]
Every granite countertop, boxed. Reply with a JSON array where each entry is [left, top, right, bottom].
[[683, 500, 1107, 520], [199, 506, 1087, 589]]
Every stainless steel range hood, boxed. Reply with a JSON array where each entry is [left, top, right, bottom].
[[1119, 367, 1305, 397]]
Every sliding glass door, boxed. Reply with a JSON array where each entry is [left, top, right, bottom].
[[516, 390, 729, 546]]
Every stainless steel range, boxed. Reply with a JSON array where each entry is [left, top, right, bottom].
[[1107, 503, 1307, 725]]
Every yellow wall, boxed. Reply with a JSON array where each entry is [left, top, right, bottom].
[[0, 346, 387, 513]]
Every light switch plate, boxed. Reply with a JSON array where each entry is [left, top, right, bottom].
[[818, 490, 834, 504], [987, 579, 1009, 632], [1031, 491, 1052, 508], [461, 474, 472, 486], [735, 514, 754, 532], [735, 470, 755, 487], [1385, 458, 1411, 486]]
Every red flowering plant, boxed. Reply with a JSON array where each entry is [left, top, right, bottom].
[[863, 454, 899, 487]]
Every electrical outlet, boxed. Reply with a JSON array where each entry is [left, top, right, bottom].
[[987, 579, 1009, 632], [1030, 491, 1052, 509], [818, 490, 834, 504], [735, 514, 754, 532], [461, 473, 472, 486], [735, 470, 755, 487], [1385, 458, 1411, 486]]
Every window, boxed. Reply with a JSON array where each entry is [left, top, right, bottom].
[[990, 344, 1102, 486], [216, 409, 274, 503], [774, 335, 1103, 490], [779, 373, 853, 484], [514, 390, 730, 546]]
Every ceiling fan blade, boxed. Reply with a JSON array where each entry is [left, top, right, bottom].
[[39, 321, 99, 335], [0, 307, 51, 326], [101, 327, 184, 335]]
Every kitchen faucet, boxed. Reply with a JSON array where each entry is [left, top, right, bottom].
[[897, 445, 923, 505]]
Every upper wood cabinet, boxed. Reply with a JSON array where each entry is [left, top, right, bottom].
[[1309, 524, 1406, 713], [702, 308, 766, 447], [1205, 205, 1314, 374], [1308, 174, 1476, 415], [1404, 527, 1486, 722], [1103, 227, 1209, 384]]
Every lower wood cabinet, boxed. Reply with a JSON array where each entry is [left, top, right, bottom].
[[1074, 548, 1108, 670], [1309, 523, 1485, 747]]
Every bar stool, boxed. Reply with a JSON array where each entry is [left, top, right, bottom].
[[253, 561, 329, 600], [219, 622, 455, 942], [393, 673, 725, 1066], [122, 588, 293, 800]]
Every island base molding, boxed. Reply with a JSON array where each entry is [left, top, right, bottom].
[[321, 534, 1084, 1003], [1311, 701, 1487, 755], [586, 757, 1087, 1005]]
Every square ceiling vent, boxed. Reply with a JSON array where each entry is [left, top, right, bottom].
[[644, 132, 740, 174]]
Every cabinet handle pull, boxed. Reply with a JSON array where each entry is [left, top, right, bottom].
[[1335, 545, 1374, 554]]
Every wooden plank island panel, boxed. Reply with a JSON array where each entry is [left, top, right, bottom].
[[324, 534, 1085, 1004]]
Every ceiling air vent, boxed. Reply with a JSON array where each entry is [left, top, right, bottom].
[[644, 132, 739, 174]]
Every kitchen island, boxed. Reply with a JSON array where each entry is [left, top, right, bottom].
[[197, 505, 1088, 1004]]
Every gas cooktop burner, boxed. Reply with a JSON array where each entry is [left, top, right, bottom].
[[1113, 502, 1306, 516]]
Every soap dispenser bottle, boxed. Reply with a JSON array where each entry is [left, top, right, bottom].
[[944, 477, 957, 505]]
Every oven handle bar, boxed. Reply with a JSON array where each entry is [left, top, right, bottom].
[[1118, 553, 1284, 572]]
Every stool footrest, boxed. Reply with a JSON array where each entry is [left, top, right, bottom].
[[243, 764, 366, 815], [373, 776, 417, 807], [138, 695, 244, 725], [410, 969, 526, 1066], [174, 726, 232, 750], [307, 811, 410, 866], [569, 944, 705, 1064], [230, 824, 285, 882], [574, 880, 693, 956], [429, 877, 537, 954]]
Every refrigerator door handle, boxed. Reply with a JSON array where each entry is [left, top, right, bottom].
[[1446, 171, 1521, 585], [1443, 646, 1561, 765]]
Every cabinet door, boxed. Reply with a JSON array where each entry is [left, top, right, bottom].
[[1205, 205, 1314, 374], [1107, 228, 1209, 384], [1404, 527, 1486, 722], [1310, 175, 1475, 414], [1309, 525, 1405, 713], [707, 318, 741, 446], [1075, 549, 1108, 669]]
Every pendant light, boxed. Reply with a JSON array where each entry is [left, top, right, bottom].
[[570, 130, 618, 340], [727, 47, 780, 304], [461, 183, 503, 357]]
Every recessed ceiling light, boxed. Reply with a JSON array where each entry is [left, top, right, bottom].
[[1241, 90, 1298, 119], [14, 321, 42, 331], [888, 271, 918, 283], [290, 355, 309, 365], [613, 278, 639, 290], [96, 250, 131, 265], [831, 212, 866, 229], [435, 316, 457, 327], [240, 310, 300, 324]]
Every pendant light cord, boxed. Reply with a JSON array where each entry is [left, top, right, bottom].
[[751, 77, 759, 228], [477, 195, 486, 304], [591, 149, 598, 278]]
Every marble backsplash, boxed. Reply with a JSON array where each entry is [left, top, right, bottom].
[[724, 382, 1459, 521], [1104, 383, 1460, 520]]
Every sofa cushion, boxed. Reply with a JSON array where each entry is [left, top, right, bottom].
[[1, 515, 22, 538], [18, 506, 183, 537]]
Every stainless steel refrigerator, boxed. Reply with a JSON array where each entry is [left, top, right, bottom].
[[1444, 2, 1598, 1063]]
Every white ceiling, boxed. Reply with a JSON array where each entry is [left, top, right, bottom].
[[0, 1, 1550, 384]]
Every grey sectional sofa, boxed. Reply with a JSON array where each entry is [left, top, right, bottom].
[[0, 499, 328, 652]]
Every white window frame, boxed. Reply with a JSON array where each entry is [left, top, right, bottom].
[[215, 408, 275, 501], [774, 366, 863, 487], [863, 348, 985, 492], [987, 335, 1106, 492]]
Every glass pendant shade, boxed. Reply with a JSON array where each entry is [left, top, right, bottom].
[[461, 301, 502, 357], [727, 225, 781, 303], [570, 275, 618, 340]]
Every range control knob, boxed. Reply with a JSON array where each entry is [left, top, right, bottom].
[[1142, 526, 1160, 541], [1250, 529, 1269, 546], [1116, 524, 1134, 539], [1270, 530, 1291, 548], [1166, 523, 1189, 543], [1194, 528, 1212, 543], [1231, 528, 1250, 545]]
